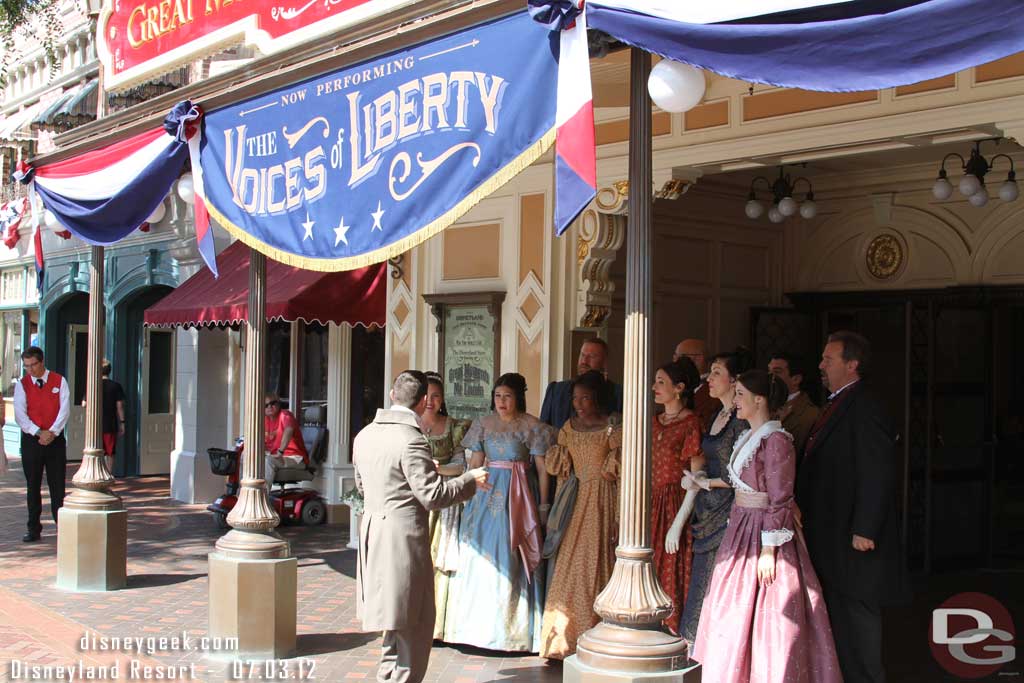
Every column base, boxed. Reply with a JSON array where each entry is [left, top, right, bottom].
[[564, 653, 700, 682], [576, 623, 691, 675], [56, 507, 127, 591], [208, 552, 297, 659]]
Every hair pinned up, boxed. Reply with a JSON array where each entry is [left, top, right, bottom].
[[738, 369, 788, 414], [424, 371, 449, 417], [710, 346, 754, 380], [491, 373, 528, 413], [657, 357, 700, 408]]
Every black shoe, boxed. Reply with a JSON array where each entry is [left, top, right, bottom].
[[22, 531, 41, 542]]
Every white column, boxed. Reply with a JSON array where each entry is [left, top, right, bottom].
[[170, 325, 200, 502], [288, 320, 302, 411], [322, 322, 353, 504]]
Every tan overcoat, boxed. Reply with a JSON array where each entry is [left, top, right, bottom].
[[353, 408, 477, 631]]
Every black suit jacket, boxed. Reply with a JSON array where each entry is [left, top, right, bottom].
[[796, 382, 908, 605]]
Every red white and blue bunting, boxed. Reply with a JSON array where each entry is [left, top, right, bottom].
[[15, 0, 1024, 275]]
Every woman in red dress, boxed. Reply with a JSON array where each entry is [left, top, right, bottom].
[[650, 358, 703, 635]]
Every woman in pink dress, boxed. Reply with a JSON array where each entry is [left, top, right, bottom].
[[692, 369, 841, 683]]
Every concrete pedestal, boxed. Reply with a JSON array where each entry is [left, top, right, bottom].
[[208, 552, 297, 659], [564, 655, 701, 683], [56, 507, 128, 591]]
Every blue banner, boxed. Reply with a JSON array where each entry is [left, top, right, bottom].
[[199, 12, 559, 271]]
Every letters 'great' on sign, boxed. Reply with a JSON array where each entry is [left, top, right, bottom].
[[97, 0, 417, 92]]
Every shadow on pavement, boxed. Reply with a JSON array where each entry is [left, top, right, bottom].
[[127, 572, 206, 589], [296, 631, 376, 656]]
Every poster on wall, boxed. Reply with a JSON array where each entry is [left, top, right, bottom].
[[424, 293, 503, 422]]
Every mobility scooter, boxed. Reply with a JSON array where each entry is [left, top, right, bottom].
[[207, 405, 329, 528]]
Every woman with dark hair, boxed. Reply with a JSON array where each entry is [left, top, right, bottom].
[[421, 372, 471, 639], [540, 370, 621, 659], [445, 373, 554, 651], [692, 370, 840, 683], [678, 348, 752, 645], [649, 357, 703, 636]]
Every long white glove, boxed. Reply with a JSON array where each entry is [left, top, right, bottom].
[[665, 488, 699, 554]]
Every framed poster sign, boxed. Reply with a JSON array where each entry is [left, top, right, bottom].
[[423, 292, 504, 422]]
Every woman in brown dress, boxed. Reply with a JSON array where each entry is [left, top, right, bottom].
[[650, 358, 703, 635], [540, 371, 621, 659]]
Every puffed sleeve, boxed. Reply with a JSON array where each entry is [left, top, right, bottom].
[[461, 418, 485, 452], [680, 418, 704, 465], [546, 425, 573, 478], [449, 419, 471, 467], [602, 423, 623, 480], [528, 420, 556, 456], [760, 431, 797, 548]]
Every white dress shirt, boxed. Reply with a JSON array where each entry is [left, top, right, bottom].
[[827, 379, 860, 402], [13, 370, 71, 437]]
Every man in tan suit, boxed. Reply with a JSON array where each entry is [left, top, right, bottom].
[[353, 370, 487, 683], [769, 351, 821, 460]]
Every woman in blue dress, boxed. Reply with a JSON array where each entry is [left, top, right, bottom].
[[444, 373, 554, 652]]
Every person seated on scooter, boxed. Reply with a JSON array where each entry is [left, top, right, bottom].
[[264, 393, 308, 492]]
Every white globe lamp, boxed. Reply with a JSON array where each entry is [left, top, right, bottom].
[[44, 209, 61, 230], [999, 176, 1019, 202], [932, 176, 954, 200], [177, 173, 195, 204], [968, 189, 989, 207], [800, 200, 818, 219], [959, 173, 981, 197], [745, 199, 764, 219], [146, 200, 167, 224], [768, 206, 785, 224], [647, 59, 706, 113], [777, 196, 798, 217]]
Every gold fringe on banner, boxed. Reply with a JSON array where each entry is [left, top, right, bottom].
[[205, 127, 557, 272]]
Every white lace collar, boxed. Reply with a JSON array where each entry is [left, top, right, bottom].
[[728, 420, 789, 492]]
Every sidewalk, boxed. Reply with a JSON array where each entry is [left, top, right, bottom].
[[0, 459, 561, 683]]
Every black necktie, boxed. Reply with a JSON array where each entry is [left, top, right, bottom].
[[36, 378, 43, 388]]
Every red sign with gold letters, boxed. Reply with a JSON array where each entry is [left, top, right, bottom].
[[97, 0, 417, 92]]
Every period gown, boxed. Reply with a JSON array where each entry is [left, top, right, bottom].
[[539, 419, 622, 659], [444, 413, 554, 652], [426, 417, 470, 640], [651, 412, 703, 635], [692, 422, 842, 683], [679, 408, 746, 643]]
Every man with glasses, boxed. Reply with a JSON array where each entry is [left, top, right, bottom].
[[263, 393, 308, 492], [672, 338, 717, 429], [13, 346, 70, 542]]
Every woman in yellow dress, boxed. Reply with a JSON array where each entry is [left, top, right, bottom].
[[539, 370, 621, 659], [420, 372, 470, 640]]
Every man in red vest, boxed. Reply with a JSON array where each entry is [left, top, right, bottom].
[[13, 346, 70, 542]]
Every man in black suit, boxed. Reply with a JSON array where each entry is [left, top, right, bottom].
[[539, 337, 622, 429], [797, 331, 904, 683]]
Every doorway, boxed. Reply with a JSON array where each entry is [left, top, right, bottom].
[[45, 292, 89, 462], [115, 285, 174, 476]]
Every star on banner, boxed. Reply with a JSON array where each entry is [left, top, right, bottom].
[[334, 216, 350, 247], [302, 213, 315, 241], [371, 201, 385, 232]]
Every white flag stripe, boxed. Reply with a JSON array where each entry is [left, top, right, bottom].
[[34, 134, 177, 201]]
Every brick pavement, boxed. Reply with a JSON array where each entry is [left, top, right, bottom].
[[0, 458, 561, 683]]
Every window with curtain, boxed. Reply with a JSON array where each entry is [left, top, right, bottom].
[[266, 322, 291, 406], [1, 311, 23, 398], [301, 322, 328, 411]]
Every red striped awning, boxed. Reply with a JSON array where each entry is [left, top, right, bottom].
[[144, 240, 386, 328]]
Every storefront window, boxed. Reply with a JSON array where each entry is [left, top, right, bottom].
[[301, 323, 328, 410], [1, 311, 23, 398], [266, 322, 291, 404]]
